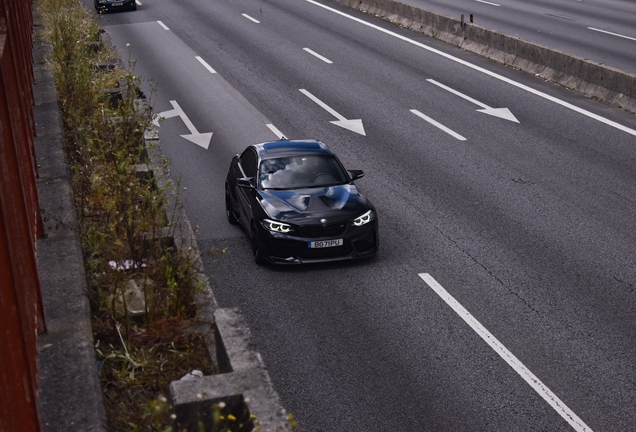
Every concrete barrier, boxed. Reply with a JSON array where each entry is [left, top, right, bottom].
[[335, 0, 636, 114], [169, 308, 293, 431]]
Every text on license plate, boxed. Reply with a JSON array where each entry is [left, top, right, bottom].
[[308, 239, 343, 248]]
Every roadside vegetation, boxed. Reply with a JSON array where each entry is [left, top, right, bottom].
[[37, 0, 220, 429]]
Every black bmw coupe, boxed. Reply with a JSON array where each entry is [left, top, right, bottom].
[[225, 140, 379, 264]]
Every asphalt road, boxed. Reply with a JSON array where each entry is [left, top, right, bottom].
[[400, 0, 636, 74], [95, 0, 636, 430]]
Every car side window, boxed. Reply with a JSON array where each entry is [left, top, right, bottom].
[[239, 148, 258, 178]]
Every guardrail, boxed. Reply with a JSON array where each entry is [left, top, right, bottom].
[[0, 0, 46, 430]]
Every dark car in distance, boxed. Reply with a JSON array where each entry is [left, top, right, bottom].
[[95, 0, 136, 13], [225, 140, 379, 264]]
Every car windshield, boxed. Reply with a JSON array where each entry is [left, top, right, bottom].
[[259, 155, 349, 190]]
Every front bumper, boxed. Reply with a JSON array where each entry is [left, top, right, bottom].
[[257, 220, 379, 265]]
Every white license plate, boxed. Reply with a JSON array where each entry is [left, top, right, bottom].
[[308, 239, 343, 248]]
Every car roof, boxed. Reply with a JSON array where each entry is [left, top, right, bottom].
[[253, 140, 333, 160]]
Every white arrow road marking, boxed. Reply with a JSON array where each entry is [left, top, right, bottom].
[[428, 79, 520, 123], [153, 100, 213, 149], [419, 273, 593, 432], [411, 109, 467, 141], [299, 89, 366, 135]]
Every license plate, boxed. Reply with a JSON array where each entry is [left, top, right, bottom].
[[308, 239, 343, 248], [112, 2, 123, 5]]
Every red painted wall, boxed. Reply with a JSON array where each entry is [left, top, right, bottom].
[[0, 0, 46, 429]]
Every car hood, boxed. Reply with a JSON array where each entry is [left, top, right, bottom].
[[258, 184, 368, 222]]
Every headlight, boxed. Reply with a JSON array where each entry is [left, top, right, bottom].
[[353, 210, 374, 227], [262, 219, 293, 233]]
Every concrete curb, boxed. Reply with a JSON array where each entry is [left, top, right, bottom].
[[142, 126, 220, 339], [335, 0, 636, 114]]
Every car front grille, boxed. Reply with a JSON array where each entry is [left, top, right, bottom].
[[299, 222, 347, 238]]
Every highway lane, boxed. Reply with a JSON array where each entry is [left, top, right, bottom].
[[93, 0, 636, 430], [399, 0, 636, 74]]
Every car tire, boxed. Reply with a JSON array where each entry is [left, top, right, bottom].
[[225, 185, 238, 225], [251, 222, 266, 265], [130, 2, 136, 10]]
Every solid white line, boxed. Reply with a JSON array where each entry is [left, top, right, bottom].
[[418, 273, 593, 432], [135, 0, 141, 5], [157, 21, 170, 31], [195, 56, 217, 74], [266, 124, 287, 139], [304, 0, 636, 137], [588, 27, 636, 42], [303, 48, 333, 64], [410, 110, 467, 141], [475, 0, 500, 6], [242, 14, 260, 24]]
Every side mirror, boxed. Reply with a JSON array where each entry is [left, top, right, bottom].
[[348, 170, 364, 181], [237, 177, 254, 189]]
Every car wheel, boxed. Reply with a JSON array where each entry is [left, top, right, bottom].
[[251, 222, 265, 265], [225, 185, 237, 225], [130, 2, 136, 10]]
